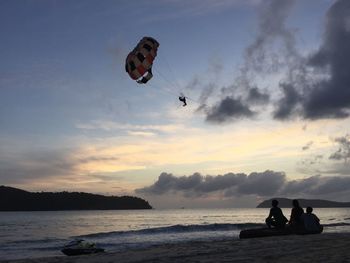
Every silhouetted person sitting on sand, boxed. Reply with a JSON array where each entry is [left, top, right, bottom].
[[266, 199, 288, 229], [301, 206, 323, 233], [289, 199, 304, 227]]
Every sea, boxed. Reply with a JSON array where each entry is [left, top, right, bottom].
[[0, 208, 350, 260]]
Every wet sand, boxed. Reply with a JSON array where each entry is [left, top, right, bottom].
[[2, 233, 350, 263]]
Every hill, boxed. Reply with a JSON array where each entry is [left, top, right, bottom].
[[257, 198, 350, 208], [0, 185, 152, 211]]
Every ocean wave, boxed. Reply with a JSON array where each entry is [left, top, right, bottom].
[[76, 221, 350, 239], [4, 238, 66, 245], [74, 223, 264, 239], [324, 222, 350, 227]]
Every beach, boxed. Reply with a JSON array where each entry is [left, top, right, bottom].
[[3, 233, 350, 263]]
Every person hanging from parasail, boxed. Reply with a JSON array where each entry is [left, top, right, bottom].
[[126, 37, 188, 108], [179, 95, 187, 106]]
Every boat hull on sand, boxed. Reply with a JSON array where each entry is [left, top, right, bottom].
[[239, 226, 323, 239], [61, 248, 105, 256]]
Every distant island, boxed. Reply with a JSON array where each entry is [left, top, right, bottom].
[[0, 186, 152, 211], [257, 198, 350, 208]]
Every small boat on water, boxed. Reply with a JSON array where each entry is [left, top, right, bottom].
[[61, 239, 105, 256], [239, 226, 323, 239]]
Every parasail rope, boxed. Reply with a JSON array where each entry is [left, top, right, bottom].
[[158, 51, 183, 91]]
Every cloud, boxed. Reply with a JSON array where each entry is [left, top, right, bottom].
[[297, 134, 350, 176], [273, 83, 302, 120], [136, 171, 350, 199], [329, 135, 350, 162], [0, 148, 77, 184], [90, 174, 124, 182], [195, 82, 216, 113], [282, 175, 322, 195], [136, 170, 286, 197], [186, 56, 225, 113], [325, 134, 350, 175], [244, 0, 297, 72], [300, 154, 323, 166], [76, 120, 182, 134], [309, 176, 350, 195], [203, 0, 296, 123], [302, 141, 313, 151], [302, 0, 350, 119], [0, 144, 124, 186], [78, 156, 119, 164], [203, 0, 350, 124], [274, 0, 350, 120], [246, 87, 270, 105], [233, 170, 286, 196], [205, 97, 255, 123]]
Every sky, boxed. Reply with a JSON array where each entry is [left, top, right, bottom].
[[1, 0, 350, 208]]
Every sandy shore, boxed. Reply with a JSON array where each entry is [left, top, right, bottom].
[[2, 233, 350, 263]]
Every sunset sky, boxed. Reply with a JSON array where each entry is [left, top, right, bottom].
[[1, 0, 350, 208]]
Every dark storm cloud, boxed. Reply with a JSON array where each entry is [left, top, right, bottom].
[[309, 176, 350, 195], [203, 0, 296, 123], [196, 172, 246, 192], [273, 83, 302, 120], [246, 87, 270, 105], [204, 0, 350, 124], [206, 97, 255, 123], [136, 173, 245, 195], [274, 0, 350, 120], [136, 170, 286, 197], [281, 175, 350, 197], [233, 170, 286, 196], [136, 171, 350, 199], [282, 175, 321, 195], [303, 0, 350, 119]]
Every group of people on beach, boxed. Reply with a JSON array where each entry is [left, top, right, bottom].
[[265, 199, 323, 233]]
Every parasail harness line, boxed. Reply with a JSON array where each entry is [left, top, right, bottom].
[[154, 57, 193, 107], [126, 36, 204, 108], [157, 50, 183, 92]]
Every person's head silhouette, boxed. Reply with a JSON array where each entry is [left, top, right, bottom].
[[272, 199, 279, 207], [306, 206, 313, 213]]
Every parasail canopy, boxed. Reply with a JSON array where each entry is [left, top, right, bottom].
[[125, 37, 159, 84]]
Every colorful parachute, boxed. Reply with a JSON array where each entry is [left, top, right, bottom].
[[125, 37, 159, 84]]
